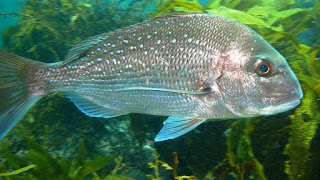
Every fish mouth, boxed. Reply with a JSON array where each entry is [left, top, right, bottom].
[[270, 90, 303, 107], [262, 90, 303, 115]]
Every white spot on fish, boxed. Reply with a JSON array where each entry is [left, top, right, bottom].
[[103, 44, 107, 47], [139, 44, 143, 48], [97, 58, 102, 61], [187, 38, 192, 43], [104, 49, 107, 53], [97, 48, 101, 51], [110, 52, 114, 55], [195, 40, 200, 44], [165, 21, 168, 25], [147, 35, 151, 39], [132, 33, 136, 37], [130, 46, 133, 50], [172, 39, 176, 43], [116, 50, 120, 53], [144, 51, 148, 55], [157, 40, 161, 44], [184, 34, 188, 38], [137, 37, 142, 41], [154, 31, 158, 34], [180, 23, 184, 26], [111, 44, 115, 47], [123, 40, 128, 43], [168, 31, 172, 35]]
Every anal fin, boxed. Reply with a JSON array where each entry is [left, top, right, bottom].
[[154, 116, 206, 142], [66, 93, 127, 118]]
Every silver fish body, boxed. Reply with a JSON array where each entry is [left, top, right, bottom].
[[0, 13, 303, 141]]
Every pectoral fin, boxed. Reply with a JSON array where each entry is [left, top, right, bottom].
[[154, 117, 206, 142]]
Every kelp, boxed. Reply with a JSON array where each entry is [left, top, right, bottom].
[[147, 150, 197, 180], [0, 135, 133, 179], [283, 91, 319, 179], [0, 165, 36, 177], [1, 0, 151, 62], [153, 0, 203, 16], [225, 118, 266, 180]]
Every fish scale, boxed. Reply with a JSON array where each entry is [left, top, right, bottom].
[[42, 14, 237, 94]]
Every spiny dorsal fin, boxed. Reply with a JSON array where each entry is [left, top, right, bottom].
[[63, 13, 201, 65], [63, 32, 110, 65]]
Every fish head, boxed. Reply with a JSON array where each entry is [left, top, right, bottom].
[[217, 28, 303, 118]]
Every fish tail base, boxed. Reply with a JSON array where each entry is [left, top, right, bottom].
[[0, 50, 44, 139]]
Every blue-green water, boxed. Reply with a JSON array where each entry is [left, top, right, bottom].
[[0, 0, 319, 180], [0, 1, 22, 47]]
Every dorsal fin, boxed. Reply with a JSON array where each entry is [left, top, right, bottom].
[[63, 32, 110, 65], [63, 13, 201, 65]]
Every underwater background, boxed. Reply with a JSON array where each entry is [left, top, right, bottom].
[[0, 0, 319, 179]]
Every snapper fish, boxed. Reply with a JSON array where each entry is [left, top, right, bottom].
[[0, 13, 303, 141]]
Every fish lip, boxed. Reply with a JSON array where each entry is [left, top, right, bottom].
[[260, 99, 301, 116], [276, 99, 301, 110], [268, 90, 303, 107], [261, 90, 303, 115]]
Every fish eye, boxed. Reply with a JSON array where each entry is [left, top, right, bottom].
[[255, 60, 274, 77]]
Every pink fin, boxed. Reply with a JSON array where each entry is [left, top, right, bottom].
[[63, 33, 110, 65], [154, 117, 206, 142]]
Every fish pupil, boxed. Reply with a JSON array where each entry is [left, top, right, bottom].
[[259, 64, 269, 73]]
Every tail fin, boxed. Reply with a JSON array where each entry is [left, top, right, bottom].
[[0, 50, 43, 140]]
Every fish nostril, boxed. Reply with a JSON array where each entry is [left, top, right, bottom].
[[277, 67, 287, 75]]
